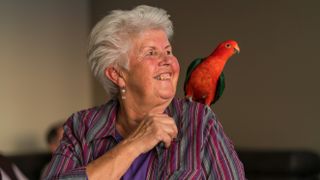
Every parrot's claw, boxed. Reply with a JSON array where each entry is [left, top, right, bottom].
[[186, 96, 193, 102]]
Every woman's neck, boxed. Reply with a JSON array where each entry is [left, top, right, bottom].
[[116, 97, 171, 137]]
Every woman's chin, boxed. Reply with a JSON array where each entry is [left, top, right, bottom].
[[158, 91, 176, 100], [154, 84, 177, 101]]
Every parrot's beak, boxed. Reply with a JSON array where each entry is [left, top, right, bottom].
[[234, 45, 240, 54]]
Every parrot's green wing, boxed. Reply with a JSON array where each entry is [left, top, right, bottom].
[[184, 57, 204, 94], [212, 72, 225, 105]]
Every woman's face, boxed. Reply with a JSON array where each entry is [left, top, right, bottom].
[[123, 29, 180, 106]]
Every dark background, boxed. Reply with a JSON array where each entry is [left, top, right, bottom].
[[0, 0, 319, 156], [90, 0, 320, 154]]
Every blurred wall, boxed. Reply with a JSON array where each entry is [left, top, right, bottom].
[[0, 1, 92, 154], [1, 0, 319, 155], [91, 0, 320, 154]]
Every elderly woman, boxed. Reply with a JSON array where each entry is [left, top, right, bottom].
[[44, 5, 245, 180]]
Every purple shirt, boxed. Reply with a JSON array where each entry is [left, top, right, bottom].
[[43, 98, 246, 179], [115, 131, 152, 180]]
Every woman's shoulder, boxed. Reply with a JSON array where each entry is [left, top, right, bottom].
[[63, 99, 118, 139], [65, 100, 114, 123], [171, 98, 219, 143], [172, 97, 214, 113], [171, 98, 217, 123], [73, 99, 117, 117]]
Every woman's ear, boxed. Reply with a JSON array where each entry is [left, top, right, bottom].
[[105, 66, 126, 87]]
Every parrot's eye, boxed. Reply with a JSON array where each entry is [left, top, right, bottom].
[[225, 44, 231, 48]]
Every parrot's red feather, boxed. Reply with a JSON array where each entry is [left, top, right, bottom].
[[184, 40, 240, 106]]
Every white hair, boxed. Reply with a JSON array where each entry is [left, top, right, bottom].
[[87, 5, 174, 100]]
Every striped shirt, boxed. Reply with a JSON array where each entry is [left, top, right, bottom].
[[43, 98, 245, 179]]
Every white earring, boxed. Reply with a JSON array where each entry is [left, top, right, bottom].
[[120, 87, 126, 99]]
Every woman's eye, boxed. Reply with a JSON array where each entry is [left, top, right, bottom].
[[166, 50, 172, 55], [146, 50, 156, 56]]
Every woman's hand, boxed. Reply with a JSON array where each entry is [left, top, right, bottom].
[[87, 113, 177, 179], [127, 113, 178, 153]]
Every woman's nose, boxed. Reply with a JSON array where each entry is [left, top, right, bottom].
[[159, 53, 172, 66]]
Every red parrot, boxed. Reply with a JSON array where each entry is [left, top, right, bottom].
[[184, 40, 240, 106]]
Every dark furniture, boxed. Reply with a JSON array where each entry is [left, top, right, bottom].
[[238, 150, 320, 180], [7, 152, 51, 180], [4, 150, 320, 180]]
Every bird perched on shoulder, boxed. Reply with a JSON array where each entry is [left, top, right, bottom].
[[184, 40, 240, 106]]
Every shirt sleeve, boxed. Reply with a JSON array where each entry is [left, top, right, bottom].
[[201, 109, 246, 180], [42, 114, 88, 180]]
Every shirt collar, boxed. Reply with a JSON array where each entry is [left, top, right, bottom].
[[87, 99, 119, 142], [90, 98, 182, 146]]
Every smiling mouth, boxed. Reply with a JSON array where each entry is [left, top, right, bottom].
[[154, 73, 172, 80]]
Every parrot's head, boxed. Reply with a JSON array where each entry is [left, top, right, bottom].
[[212, 40, 240, 57]]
